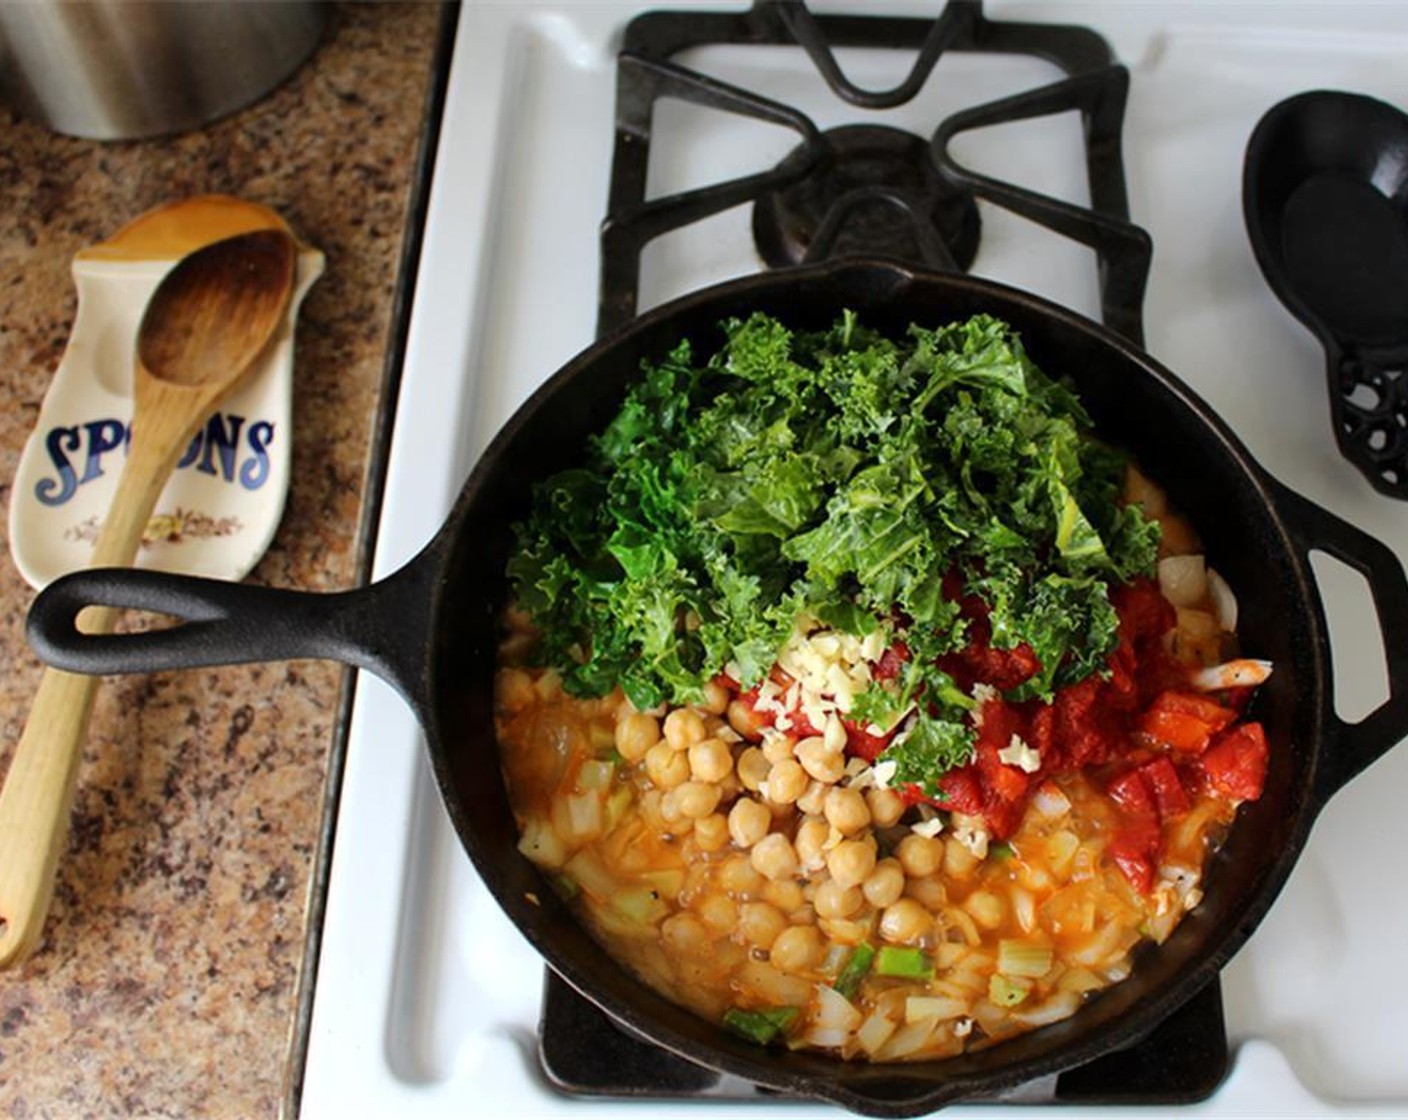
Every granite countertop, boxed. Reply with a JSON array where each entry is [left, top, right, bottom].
[[0, 5, 443, 1116]]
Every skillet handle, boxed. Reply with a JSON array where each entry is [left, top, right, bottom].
[[25, 553, 440, 718], [1270, 479, 1408, 800]]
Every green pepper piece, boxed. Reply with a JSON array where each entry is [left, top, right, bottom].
[[874, 945, 934, 980], [832, 942, 876, 1000], [722, 1006, 800, 1046]]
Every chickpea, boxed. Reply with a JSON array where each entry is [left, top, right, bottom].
[[769, 925, 823, 973], [728, 797, 772, 849], [862, 858, 906, 910], [793, 817, 830, 871], [826, 838, 877, 890], [736, 747, 770, 792], [639, 789, 668, 832], [814, 879, 863, 921], [688, 738, 733, 783], [904, 875, 948, 911], [695, 892, 738, 934], [879, 898, 932, 945], [762, 758, 808, 805], [762, 732, 795, 765], [495, 668, 535, 713], [896, 833, 946, 879], [661, 912, 710, 956], [700, 678, 731, 715], [659, 789, 685, 824], [727, 698, 768, 741], [865, 786, 906, 828], [751, 832, 800, 882], [614, 711, 660, 762], [964, 890, 1005, 931], [738, 900, 788, 948], [718, 854, 765, 897], [692, 813, 730, 853], [645, 742, 690, 789], [944, 837, 982, 879], [796, 737, 846, 783], [663, 708, 707, 752], [674, 781, 722, 820], [823, 787, 871, 836], [795, 779, 829, 816], [763, 878, 805, 914]]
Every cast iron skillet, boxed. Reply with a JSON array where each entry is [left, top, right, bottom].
[[27, 260, 1408, 1116]]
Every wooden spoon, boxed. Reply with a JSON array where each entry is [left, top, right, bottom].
[[0, 229, 296, 967]]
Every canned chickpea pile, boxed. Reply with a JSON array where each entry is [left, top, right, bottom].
[[495, 648, 1235, 1062]]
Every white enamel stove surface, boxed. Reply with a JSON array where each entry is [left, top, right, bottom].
[[301, 4, 1408, 1116]]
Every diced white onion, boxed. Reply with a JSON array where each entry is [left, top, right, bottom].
[[814, 983, 863, 1032], [1158, 554, 1208, 608], [565, 792, 603, 840], [1207, 567, 1238, 631], [1011, 990, 1082, 1028], [856, 1011, 897, 1056], [1032, 783, 1072, 818], [905, 995, 969, 1023]]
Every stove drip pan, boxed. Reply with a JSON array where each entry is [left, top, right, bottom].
[[752, 124, 980, 270]]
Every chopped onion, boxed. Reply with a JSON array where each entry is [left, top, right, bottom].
[[905, 995, 969, 1023], [1031, 782, 1072, 819], [1012, 990, 1082, 1028], [1157, 554, 1207, 608], [813, 983, 863, 1033], [516, 816, 566, 869], [856, 1011, 897, 1056], [565, 792, 603, 840], [577, 758, 615, 791], [1207, 566, 1238, 631], [1011, 888, 1037, 935], [874, 1017, 940, 1061]]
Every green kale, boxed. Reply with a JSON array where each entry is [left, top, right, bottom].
[[505, 311, 1161, 789]]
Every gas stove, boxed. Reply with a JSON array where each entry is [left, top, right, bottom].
[[298, 3, 1408, 1116]]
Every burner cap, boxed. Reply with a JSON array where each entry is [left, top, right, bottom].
[[753, 124, 980, 270]]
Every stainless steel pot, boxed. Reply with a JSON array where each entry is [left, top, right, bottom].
[[0, 0, 327, 140]]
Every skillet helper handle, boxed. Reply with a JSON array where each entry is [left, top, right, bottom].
[[1271, 479, 1408, 798], [25, 558, 439, 717]]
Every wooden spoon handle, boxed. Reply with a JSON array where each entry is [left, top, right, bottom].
[[0, 667, 106, 965], [0, 397, 196, 967]]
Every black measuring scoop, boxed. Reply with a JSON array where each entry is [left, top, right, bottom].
[[1244, 89, 1408, 498]]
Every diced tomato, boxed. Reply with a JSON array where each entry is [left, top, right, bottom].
[[1137, 691, 1237, 754], [1113, 578, 1177, 645], [1107, 768, 1156, 815], [871, 641, 910, 681], [842, 718, 891, 763], [1046, 675, 1125, 770], [1139, 755, 1191, 817], [985, 755, 1030, 805], [1199, 722, 1269, 803], [983, 796, 1027, 840], [929, 767, 984, 816], [1108, 815, 1162, 894], [938, 609, 1042, 693]]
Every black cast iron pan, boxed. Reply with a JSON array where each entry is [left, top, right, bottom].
[[26, 260, 1408, 1116]]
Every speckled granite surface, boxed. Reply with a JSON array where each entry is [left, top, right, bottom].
[[0, 5, 442, 1117]]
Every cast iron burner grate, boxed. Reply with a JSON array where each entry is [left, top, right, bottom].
[[546, 0, 1224, 1107], [597, 0, 1152, 344]]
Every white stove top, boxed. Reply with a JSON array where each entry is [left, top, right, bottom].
[[300, 3, 1408, 1116]]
